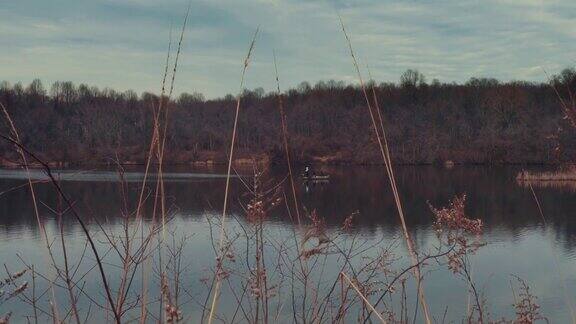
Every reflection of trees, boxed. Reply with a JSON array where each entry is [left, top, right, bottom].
[[1, 166, 575, 250]]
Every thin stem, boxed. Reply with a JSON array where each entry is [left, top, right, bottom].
[[338, 14, 431, 323], [208, 27, 260, 324]]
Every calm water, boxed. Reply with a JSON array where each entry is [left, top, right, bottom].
[[1, 166, 575, 322]]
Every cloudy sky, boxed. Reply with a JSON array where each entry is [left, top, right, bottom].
[[1, 0, 575, 98]]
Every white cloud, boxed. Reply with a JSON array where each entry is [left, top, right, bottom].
[[1, 0, 575, 98]]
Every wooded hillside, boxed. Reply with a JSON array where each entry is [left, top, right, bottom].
[[2, 69, 576, 165]]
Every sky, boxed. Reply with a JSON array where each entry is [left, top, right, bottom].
[[1, 0, 575, 99]]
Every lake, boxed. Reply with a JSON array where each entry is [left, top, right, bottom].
[[1, 165, 575, 323]]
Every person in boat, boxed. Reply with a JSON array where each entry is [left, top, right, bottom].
[[304, 165, 312, 178]]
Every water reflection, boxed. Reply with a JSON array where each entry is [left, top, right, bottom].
[[2, 166, 576, 245], [1, 165, 575, 322]]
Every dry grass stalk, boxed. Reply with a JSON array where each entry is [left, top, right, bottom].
[[340, 272, 387, 324], [273, 51, 302, 225], [338, 15, 432, 323], [207, 27, 260, 324], [139, 8, 190, 321], [136, 26, 175, 323], [273, 52, 323, 323], [135, 34, 171, 221], [157, 2, 191, 238]]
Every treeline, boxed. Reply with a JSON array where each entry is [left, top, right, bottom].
[[1, 68, 576, 165]]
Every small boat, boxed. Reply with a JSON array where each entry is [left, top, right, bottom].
[[302, 174, 330, 182]]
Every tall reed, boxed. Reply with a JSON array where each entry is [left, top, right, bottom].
[[273, 51, 301, 225], [138, 8, 191, 320], [207, 27, 260, 324], [337, 15, 432, 323]]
